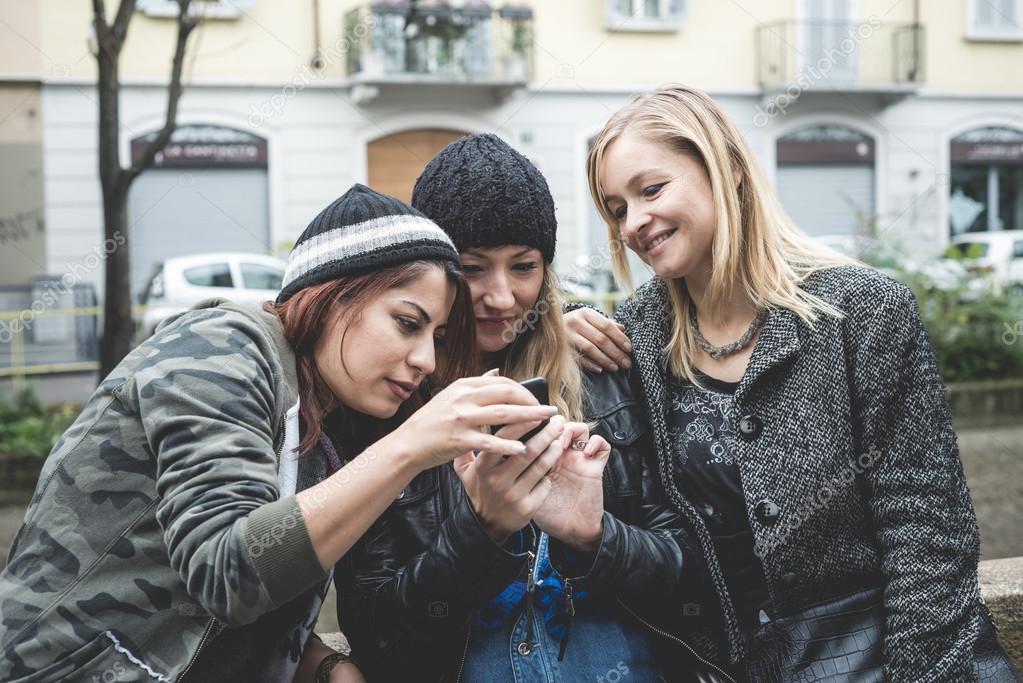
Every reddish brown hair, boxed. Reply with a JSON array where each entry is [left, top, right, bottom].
[[263, 260, 478, 456]]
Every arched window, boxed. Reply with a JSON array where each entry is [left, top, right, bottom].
[[775, 124, 876, 236], [127, 125, 270, 298]]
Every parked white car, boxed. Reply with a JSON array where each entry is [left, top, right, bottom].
[[138, 253, 286, 338], [813, 234, 968, 291], [945, 231, 1023, 297]]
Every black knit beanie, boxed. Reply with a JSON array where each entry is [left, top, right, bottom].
[[277, 183, 460, 303], [411, 133, 557, 263]]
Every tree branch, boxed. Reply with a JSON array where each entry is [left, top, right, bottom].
[[92, 0, 119, 62], [121, 0, 198, 189], [92, 0, 108, 28], [111, 0, 138, 48]]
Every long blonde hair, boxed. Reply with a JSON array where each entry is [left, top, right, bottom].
[[586, 84, 854, 383], [497, 267, 586, 422]]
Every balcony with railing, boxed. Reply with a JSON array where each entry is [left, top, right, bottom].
[[756, 20, 925, 99], [343, 2, 534, 98]]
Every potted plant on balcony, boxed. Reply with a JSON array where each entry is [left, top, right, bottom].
[[404, 1, 474, 76], [500, 4, 532, 81]]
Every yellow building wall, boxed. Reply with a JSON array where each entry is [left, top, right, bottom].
[[0, 0, 43, 76], [921, 2, 1023, 91], [27, 0, 1023, 92], [531, 0, 786, 89]]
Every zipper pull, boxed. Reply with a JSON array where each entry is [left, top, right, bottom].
[[523, 549, 537, 651], [526, 549, 538, 595], [558, 578, 575, 661]]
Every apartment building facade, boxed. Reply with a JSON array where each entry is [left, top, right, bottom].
[[2, 0, 1021, 298]]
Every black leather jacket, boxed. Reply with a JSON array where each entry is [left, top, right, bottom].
[[334, 369, 721, 682]]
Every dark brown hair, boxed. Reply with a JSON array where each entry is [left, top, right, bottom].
[[263, 260, 478, 456]]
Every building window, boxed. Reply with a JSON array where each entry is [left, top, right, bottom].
[[137, 0, 255, 20], [607, 0, 686, 31], [949, 126, 1023, 235], [966, 0, 1023, 40]]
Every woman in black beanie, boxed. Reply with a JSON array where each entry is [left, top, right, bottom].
[[333, 134, 718, 682]]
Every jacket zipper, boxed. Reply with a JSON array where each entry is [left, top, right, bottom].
[[523, 548, 538, 653], [454, 621, 472, 683], [177, 616, 216, 682], [616, 597, 737, 683], [557, 578, 575, 661]]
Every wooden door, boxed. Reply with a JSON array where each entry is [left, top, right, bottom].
[[367, 129, 467, 203]]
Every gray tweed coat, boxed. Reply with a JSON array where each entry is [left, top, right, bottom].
[[615, 265, 986, 682]]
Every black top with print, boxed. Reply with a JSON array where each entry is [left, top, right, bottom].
[[667, 369, 770, 633]]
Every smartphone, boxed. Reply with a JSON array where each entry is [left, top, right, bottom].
[[494, 376, 550, 443], [518, 377, 550, 442]]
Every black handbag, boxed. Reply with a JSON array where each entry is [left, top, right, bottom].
[[744, 587, 1021, 682]]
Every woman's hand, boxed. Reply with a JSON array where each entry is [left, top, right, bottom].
[[532, 422, 610, 552], [383, 373, 559, 471], [452, 416, 569, 543], [564, 308, 633, 373]]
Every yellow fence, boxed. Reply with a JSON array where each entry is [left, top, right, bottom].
[[0, 305, 147, 394]]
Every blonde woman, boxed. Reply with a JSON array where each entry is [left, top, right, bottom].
[[566, 85, 1020, 681], [334, 134, 710, 682]]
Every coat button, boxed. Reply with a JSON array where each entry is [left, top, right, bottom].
[[755, 498, 781, 524], [738, 414, 763, 439], [517, 641, 533, 656], [699, 502, 715, 518], [613, 430, 627, 440]]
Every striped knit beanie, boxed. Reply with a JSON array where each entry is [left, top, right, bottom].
[[411, 133, 557, 263], [277, 183, 460, 303]]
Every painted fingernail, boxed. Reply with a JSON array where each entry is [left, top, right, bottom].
[[621, 358, 632, 368], [545, 405, 559, 414], [624, 341, 633, 351], [518, 443, 528, 454]]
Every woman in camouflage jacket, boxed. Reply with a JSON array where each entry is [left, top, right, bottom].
[[0, 185, 557, 683]]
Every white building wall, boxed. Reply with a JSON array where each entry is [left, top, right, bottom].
[[40, 81, 1023, 300]]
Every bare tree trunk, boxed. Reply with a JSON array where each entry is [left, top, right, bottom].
[[94, 0, 197, 379], [99, 194, 133, 373]]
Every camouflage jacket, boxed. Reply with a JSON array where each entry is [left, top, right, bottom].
[[0, 298, 332, 682]]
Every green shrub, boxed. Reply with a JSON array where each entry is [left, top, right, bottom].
[[888, 270, 1023, 383], [0, 388, 80, 459]]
